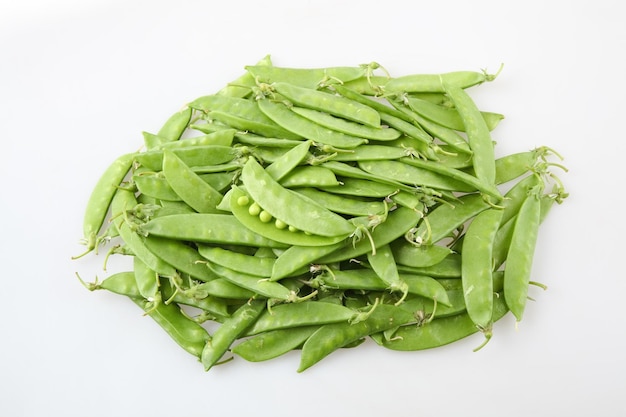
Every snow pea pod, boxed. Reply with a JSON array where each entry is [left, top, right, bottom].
[[201, 299, 266, 370], [461, 208, 503, 330], [504, 184, 543, 322], [273, 82, 381, 127], [385, 69, 497, 93], [257, 99, 368, 149], [77, 152, 135, 255], [162, 149, 223, 213], [134, 297, 211, 358], [229, 186, 348, 247], [318, 206, 422, 263], [245, 65, 366, 89], [291, 107, 400, 140], [405, 96, 504, 132], [378, 293, 508, 351], [139, 213, 288, 248], [232, 326, 318, 363], [134, 145, 236, 172], [241, 158, 354, 237], [298, 304, 416, 372], [442, 83, 497, 189], [244, 301, 356, 336]]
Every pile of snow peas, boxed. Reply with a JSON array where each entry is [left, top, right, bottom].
[[75, 56, 568, 372]]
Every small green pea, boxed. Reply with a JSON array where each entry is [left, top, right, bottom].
[[259, 210, 273, 223], [248, 202, 261, 216], [237, 195, 250, 206]]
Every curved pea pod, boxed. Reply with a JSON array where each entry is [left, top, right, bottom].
[[318, 206, 423, 263], [270, 242, 345, 281], [197, 245, 276, 277], [391, 240, 453, 268], [503, 185, 543, 322], [158, 278, 230, 318], [244, 301, 357, 336], [133, 257, 160, 301], [297, 304, 416, 372], [95, 271, 141, 297], [358, 159, 476, 193], [241, 158, 355, 238], [399, 157, 502, 200], [141, 235, 217, 282], [205, 262, 293, 300], [133, 173, 181, 201], [162, 149, 224, 213], [156, 106, 193, 142], [193, 278, 257, 300], [397, 253, 462, 278], [257, 99, 368, 149], [138, 213, 288, 248], [320, 268, 451, 306], [279, 166, 340, 188], [189, 94, 301, 140], [291, 107, 401, 141], [377, 293, 508, 351], [230, 186, 348, 247], [461, 208, 504, 330], [201, 299, 266, 371], [330, 145, 410, 162], [159, 129, 236, 149], [264, 140, 312, 181], [79, 152, 135, 254], [272, 82, 381, 127], [442, 83, 497, 190], [133, 297, 211, 358], [385, 69, 498, 93], [394, 103, 472, 154], [244, 64, 366, 89], [134, 145, 237, 171], [232, 326, 319, 363], [319, 177, 402, 198], [405, 96, 504, 132], [411, 193, 491, 246], [321, 161, 417, 193], [294, 188, 387, 217]]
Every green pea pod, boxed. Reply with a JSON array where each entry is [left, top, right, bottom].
[[232, 326, 319, 363], [298, 304, 416, 372], [257, 99, 368, 149], [319, 206, 422, 263], [162, 149, 223, 213], [273, 82, 381, 127], [504, 185, 543, 322], [461, 208, 503, 330], [197, 245, 275, 277], [78, 152, 135, 255], [201, 299, 266, 370], [134, 297, 211, 358], [378, 292, 508, 351], [270, 242, 345, 281], [241, 158, 355, 237], [139, 213, 288, 248], [244, 301, 356, 336], [245, 65, 366, 89], [291, 107, 400, 141], [442, 83, 497, 190], [157, 106, 193, 143]]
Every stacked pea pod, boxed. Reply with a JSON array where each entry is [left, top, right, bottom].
[[74, 56, 568, 372]]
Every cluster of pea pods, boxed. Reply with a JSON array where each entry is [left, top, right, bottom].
[[75, 56, 567, 372]]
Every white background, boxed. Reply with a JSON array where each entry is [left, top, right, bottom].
[[1, 0, 624, 416]]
